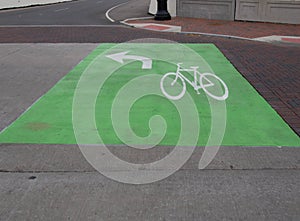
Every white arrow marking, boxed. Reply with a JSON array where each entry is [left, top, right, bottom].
[[106, 51, 152, 69]]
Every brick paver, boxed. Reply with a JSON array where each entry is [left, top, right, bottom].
[[0, 26, 299, 136]]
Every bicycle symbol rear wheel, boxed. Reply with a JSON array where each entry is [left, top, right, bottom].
[[160, 72, 186, 100], [199, 73, 229, 101]]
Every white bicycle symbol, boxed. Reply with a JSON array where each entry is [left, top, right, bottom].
[[160, 63, 229, 101]]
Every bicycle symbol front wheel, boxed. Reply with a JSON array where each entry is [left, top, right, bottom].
[[199, 73, 229, 101], [160, 72, 186, 100]]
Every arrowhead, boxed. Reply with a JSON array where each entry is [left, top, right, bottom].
[[106, 51, 129, 64]]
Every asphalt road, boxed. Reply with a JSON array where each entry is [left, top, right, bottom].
[[0, 0, 129, 25]]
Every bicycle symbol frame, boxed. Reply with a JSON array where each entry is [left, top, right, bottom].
[[160, 63, 229, 100]]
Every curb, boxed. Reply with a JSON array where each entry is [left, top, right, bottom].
[[122, 18, 253, 41], [0, 0, 73, 10], [121, 18, 181, 32], [121, 17, 300, 44], [254, 35, 300, 44]]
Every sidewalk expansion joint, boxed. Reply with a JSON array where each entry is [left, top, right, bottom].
[[0, 168, 299, 173]]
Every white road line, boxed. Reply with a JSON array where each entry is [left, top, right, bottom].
[[105, 1, 129, 23], [54, 8, 69, 12]]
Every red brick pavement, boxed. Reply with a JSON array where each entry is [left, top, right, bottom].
[[128, 17, 300, 39], [0, 27, 299, 136]]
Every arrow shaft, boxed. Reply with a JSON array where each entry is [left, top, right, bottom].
[[125, 55, 152, 69]]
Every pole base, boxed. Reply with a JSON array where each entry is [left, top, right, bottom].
[[154, 11, 171, 20]]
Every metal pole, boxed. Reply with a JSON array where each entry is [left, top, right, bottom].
[[154, 0, 171, 20]]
